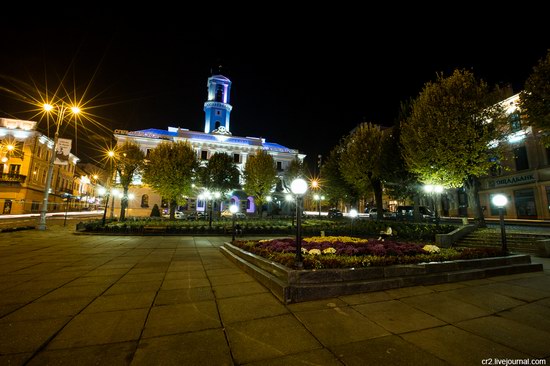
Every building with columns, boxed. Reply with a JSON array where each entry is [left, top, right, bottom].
[[114, 73, 306, 217]]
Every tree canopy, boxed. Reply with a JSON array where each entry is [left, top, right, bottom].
[[401, 69, 507, 225], [320, 145, 358, 207], [196, 152, 241, 195], [243, 150, 278, 215], [114, 141, 145, 220], [142, 141, 197, 219], [520, 49, 550, 146]]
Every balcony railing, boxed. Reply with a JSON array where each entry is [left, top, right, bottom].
[[0, 173, 27, 183]]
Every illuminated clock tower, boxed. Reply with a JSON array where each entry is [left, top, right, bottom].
[[204, 73, 233, 134]]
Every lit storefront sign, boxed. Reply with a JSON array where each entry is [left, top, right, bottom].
[[488, 173, 536, 188]]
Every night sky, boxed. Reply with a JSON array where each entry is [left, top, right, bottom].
[[1, 17, 549, 172]]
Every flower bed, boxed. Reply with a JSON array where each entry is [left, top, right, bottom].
[[232, 236, 503, 270]]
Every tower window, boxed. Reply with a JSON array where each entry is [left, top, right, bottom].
[[215, 85, 223, 102], [215, 110, 221, 116], [201, 151, 208, 160]]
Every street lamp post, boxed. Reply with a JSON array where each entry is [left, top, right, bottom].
[[349, 208, 358, 235], [38, 103, 80, 230], [291, 178, 308, 269], [492, 194, 508, 255], [230, 204, 239, 242]]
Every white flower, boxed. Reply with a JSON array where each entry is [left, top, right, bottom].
[[323, 247, 336, 254], [423, 244, 440, 253], [308, 249, 321, 255], [301, 247, 309, 254]]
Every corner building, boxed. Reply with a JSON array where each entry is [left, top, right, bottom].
[[114, 73, 305, 217]]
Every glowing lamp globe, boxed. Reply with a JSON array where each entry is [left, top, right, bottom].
[[229, 204, 239, 214], [290, 178, 308, 195], [492, 194, 508, 207]]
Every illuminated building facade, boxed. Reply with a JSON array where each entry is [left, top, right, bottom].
[[0, 118, 95, 215], [114, 73, 305, 217]]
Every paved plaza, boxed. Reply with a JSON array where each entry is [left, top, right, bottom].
[[1, 224, 549, 365]]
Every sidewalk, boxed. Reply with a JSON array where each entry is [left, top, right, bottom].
[[0, 226, 549, 365]]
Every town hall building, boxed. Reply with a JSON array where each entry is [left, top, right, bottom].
[[113, 73, 306, 217]]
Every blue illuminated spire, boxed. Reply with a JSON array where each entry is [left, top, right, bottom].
[[204, 70, 233, 134]]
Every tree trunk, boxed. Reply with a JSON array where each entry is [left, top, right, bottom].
[[170, 199, 177, 220], [413, 192, 421, 222], [120, 186, 129, 221], [465, 176, 486, 228], [372, 179, 384, 221]]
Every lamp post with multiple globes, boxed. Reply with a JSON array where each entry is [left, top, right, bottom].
[[492, 194, 509, 255], [38, 103, 80, 230]]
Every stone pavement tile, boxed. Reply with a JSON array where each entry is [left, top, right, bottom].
[[286, 298, 348, 313], [132, 329, 232, 366], [208, 273, 255, 286], [6, 278, 70, 293], [0, 317, 70, 353], [47, 309, 148, 349], [339, 291, 393, 306], [118, 272, 165, 283], [401, 325, 530, 364], [353, 300, 445, 334], [400, 292, 492, 323], [534, 298, 550, 308], [84, 268, 131, 277], [34, 284, 110, 302], [456, 316, 550, 358], [38, 270, 90, 282], [0, 303, 26, 318], [475, 282, 550, 302], [424, 282, 467, 292], [244, 348, 342, 366], [154, 287, 214, 306], [164, 270, 207, 280], [142, 300, 220, 338], [207, 267, 246, 277], [225, 314, 322, 364], [384, 286, 434, 299], [27, 341, 137, 366], [508, 275, 550, 292], [488, 272, 543, 282], [498, 303, 550, 332], [456, 278, 495, 286], [0, 352, 32, 366], [63, 275, 121, 288], [217, 293, 289, 324], [444, 286, 526, 312], [212, 281, 268, 299], [124, 266, 168, 275], [103, 280, 162, 295], [160, 278, 211, 290], [82, 292, 156, 313], [294, 306, 389, 347], [331, 335, 448, 366], [0, 297, 93, 323], [167, 263, 204, 272]]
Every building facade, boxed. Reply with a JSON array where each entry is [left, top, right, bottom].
[[0, 118, 100, 215], [113, 73, 306, 217], [439, 93, 550, 220]]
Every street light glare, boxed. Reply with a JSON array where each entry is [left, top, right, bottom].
[[70, 106, 81, 114], [492, 194, 508, 207], [108, 150, 115, 157], [291, 178, 308, 195], [43, 103, 54, 111]]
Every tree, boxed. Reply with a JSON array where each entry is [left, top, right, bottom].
[[320, 144, 359, 208], [115, 141, 145, 221], [281, 157, 306, 190], [142, 141, 197, 219], [339, 122, 389, 219], [401, 69, 507, 226], [196, 152, 240, 216], [520, 49, 550, 146], [243, 150, 278, 216]]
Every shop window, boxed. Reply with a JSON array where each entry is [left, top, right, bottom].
[[514, 189, 537, 218]]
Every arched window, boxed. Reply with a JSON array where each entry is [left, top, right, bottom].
[[141, 194, 149, 208]]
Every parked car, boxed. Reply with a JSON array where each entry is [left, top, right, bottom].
[[368, 208, 395, 220], [327, 208, 343, 218], [162, 211, 186, 219], [220, 209, 246, 219], [395, 205, 435, 222], [186, 211, 209, 220]]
